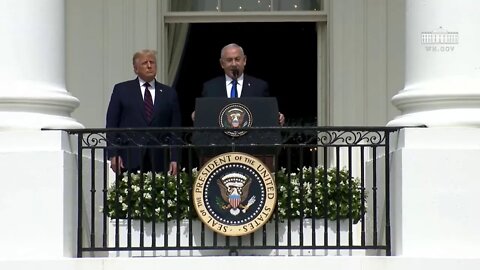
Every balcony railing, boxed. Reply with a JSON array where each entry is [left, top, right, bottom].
[[67, 126, 400, 257]]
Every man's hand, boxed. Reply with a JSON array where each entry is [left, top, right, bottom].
[[191, 111, 195, 121], [279, 112, 285, 126], [169, 161, 178, 176], [110, 156, 124, 174]]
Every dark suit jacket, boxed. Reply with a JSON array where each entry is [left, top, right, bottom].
[[106, 78, 181, 171], [202, 75, 269, 97], [199, 75, 278, 166]]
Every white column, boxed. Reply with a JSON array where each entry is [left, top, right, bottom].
[[0, 0, 82, 259], [0, 0, 83, 129], [390, 128, 480, 257], [0, 131, 77, 259], [388, 0, 480, 127]]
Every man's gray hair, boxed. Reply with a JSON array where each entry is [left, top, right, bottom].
[[220, 43, 245, 58]]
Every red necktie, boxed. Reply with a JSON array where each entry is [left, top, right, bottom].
[[143, 82, 154, 122]]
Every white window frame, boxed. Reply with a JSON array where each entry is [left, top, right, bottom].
[[157, 0, 329, 126]]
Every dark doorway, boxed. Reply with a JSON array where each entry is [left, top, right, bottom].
[[174, 22, 318, 169], [174, 22, 317, 127]]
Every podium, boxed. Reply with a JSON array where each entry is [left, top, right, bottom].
[[193, 97, 281, 171]]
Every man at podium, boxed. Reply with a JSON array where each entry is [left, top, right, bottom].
[[197, 43, 285, 126], [193, 43, 285, 170]]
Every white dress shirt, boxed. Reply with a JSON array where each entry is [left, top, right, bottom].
[[225, 74, 244, 98], [138, 78, 156, 104]]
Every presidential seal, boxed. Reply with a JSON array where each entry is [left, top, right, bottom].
[[218, 103, 252, 137], [193, 152, 276, 236]]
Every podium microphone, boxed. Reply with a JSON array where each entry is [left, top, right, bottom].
[[232, 68, 239, 79]]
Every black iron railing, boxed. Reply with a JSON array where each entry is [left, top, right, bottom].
[[66, 126, 400, 257]]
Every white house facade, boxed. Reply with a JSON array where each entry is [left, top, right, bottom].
[[1, 0, 480, 269]]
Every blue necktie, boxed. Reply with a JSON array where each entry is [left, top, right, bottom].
[[230, 80, 237, 98]]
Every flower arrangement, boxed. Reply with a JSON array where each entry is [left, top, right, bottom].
[[275, 166, 365, 223], [105, 166, 365, 224], [106, 170, 193, 222]]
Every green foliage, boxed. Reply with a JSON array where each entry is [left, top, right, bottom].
[[275, 166, 366, 224], [105, 167, 366, 224], [106, 170, 193, 222]]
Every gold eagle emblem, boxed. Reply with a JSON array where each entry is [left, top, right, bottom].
[[217, 173, 256, 216], [226, 108, 246, 128]]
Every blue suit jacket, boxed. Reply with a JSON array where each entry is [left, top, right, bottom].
[[106, 78, 181, 171], [202, 75, 270, 97]]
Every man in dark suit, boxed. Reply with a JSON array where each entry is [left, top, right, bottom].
[[106, 49, 181, 175], [200, 43, 284, 125]]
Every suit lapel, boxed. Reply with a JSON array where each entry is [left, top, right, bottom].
[[152, 81, 164, 120], [218, 77, 228, 97], [132, 79, 149, 122], [242, 75, 251, 97]]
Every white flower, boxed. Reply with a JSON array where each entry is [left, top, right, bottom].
[[106, 166, 364, 223]]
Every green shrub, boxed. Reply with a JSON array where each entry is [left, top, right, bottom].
[[106, 166, 366, 224]]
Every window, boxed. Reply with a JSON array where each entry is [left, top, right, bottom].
[[169, 0, 324, 12], [160, 0, 328, 125]]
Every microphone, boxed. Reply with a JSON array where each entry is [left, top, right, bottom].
[[232, 68, 239, 79]]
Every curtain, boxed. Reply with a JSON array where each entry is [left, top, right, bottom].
[[166, 0, 192, 85], [167, 23, 189, 85]]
